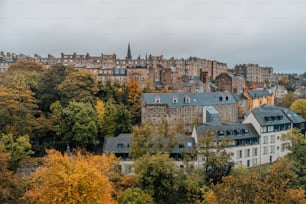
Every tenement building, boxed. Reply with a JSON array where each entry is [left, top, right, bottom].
[[234, 64, 273, 83], [141, 92, 238, 133]]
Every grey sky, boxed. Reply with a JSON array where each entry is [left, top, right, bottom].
[[1, 0, 306, 73]]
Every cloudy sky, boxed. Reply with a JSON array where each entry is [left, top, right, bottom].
[[1, 0, 306, 73]]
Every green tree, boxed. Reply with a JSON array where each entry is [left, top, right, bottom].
[[0, 133, 34, 171], [134, 153, 178, 204], [277, 92, 298, 108], [290, 99, 306, 119], [129, 124, 154, 159], [57, 69, 98, 106], [56, 102, 100, 148], [197, 131, 232, 184], [118, 188, 154, 204], [103, 99, 118, 137], [36, 65, 68, 112]]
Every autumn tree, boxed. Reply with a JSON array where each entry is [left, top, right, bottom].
[[282, 128, 306, 191], [0, 143, 24, 203], [24, 149, 115, 204], [212, 158, 306, 204], [290, 99, 306, 119], [197, 131, 232, 184], [57, 69, 98, 106], [0, 133, 33, 171], [0, 85, 41, 136]]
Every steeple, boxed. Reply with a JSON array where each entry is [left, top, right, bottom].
[[127, 42, 132, 60]]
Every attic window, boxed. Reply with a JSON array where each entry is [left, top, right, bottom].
[[155, 96, 160, 104], [219, 96, 223, 102], [225, 96, 229, 101], [117, 143, 123, 148], [172, 96, 178, 103], [184, 96, 190, 103]]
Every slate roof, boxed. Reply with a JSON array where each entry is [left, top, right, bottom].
[[103, 133, 131, 154], [194, 123, 259, 141], [142, 92, 237, 107], [248, 89, 272, 99], [253, 105, 306, 125], [103, 133, 196, 154]]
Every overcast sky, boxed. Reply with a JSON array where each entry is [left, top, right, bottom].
[[1, 0, 306, 73]]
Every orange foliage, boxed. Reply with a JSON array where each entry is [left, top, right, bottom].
[[24, 150, 115, 204]]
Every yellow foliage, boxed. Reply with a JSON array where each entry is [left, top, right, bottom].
[[95, 100, 105, 124], [24, 149, 115, 204], [127, 79, 142, 104]]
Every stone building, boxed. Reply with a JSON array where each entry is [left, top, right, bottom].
[[141, 92, 238, 133], [215, 73, 246, 93], [234, 64, 273, 83]]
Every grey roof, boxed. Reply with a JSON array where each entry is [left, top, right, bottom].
[[143, 92, 237, 107], [195, 123, 259, 141], [248, 89, 272, 99], [251, 105, 292, 126], [103, 133, 196, 154], [253, 105, 306, 125], [103, 133, 131, 154]]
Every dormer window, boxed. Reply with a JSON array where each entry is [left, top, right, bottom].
[[225, 96, 229, 101], [219, 96, 223, 102], [155, 96, 160, 104], [184, 96, 190, 103], [172, 96, 178, 103]]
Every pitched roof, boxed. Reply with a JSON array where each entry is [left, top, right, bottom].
[[248, 89, 272, 99], [194, 123, 259, 141], [143, 92, 237, 107]]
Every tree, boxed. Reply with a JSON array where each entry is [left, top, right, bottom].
[[282, 128, 306, 192], [118, 188, 154, 204], [0, 143, 24, 203], [0, 133, 33, 171], [129, 124, 154, 159], [127, 79, 142, 105], [0, 85, 41, 136], [134, 153, 178, 204], [197, 131, 232, 184], [24, 149, 115, 204], [290, 99, 306, 119], [276, 92, 298, 108], [36, 65, 68, 112], [56, 102, 100, 148], [57, 69, 98, 106], [103, 99, 118, 137], [212, 158, 306, 204]]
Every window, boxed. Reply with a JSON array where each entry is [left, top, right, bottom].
[[172, 96, 178, 103], [117, 143, 123, 148], [263, 146, 268, 155], [270, 145, 275, 154], [263, 136, 268, 144], [270, 135, 275, 143], [247, 160, 250, 167], [236, 150, 243, 159], [252, 158, 258, 166], [184, 96, 190, 103], [155, 96, 160, 104], [268, 126, 274, 132], [252, 148, 258, 156], [244, 149, 250, 158], [179, 144, 184, 149], [187, 142, 192, 147]]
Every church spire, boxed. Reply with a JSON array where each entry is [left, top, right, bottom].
[[127, 42, 132, 60]]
